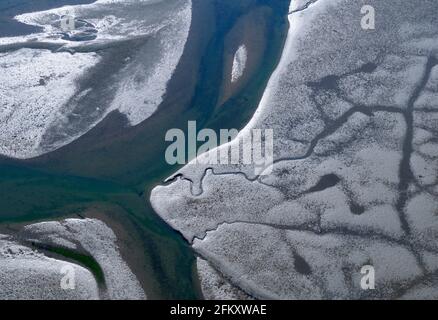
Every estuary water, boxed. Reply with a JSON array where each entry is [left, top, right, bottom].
[[0, 0, 290, 299]]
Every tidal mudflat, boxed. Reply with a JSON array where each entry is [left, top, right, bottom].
[[0, 0, 290, 299], [0, 218, 145, 299], [151, 0, 438, 299]]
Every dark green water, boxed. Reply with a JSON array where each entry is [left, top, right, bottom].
[[0, 0, 290, 299]]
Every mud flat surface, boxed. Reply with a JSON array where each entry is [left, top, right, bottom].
[[0, 217, 145, 300], [0, 0, 290, 298], [151, 0, 438, 299]]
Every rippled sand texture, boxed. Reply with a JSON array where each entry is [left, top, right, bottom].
[[0, 0, 192, 158], [151, 0, 438, 299], [0, 218, 145, 300]]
